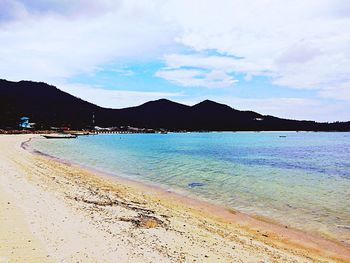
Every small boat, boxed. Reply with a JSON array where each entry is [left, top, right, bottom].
[[70, 131, 92, 136], [43, 134, 77, 139]]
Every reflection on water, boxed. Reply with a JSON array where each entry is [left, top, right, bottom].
[[33, 132, 350, 244]]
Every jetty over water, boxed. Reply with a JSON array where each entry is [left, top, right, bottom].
[[95, 130, 162, 134], [93, 126, 167, 134]]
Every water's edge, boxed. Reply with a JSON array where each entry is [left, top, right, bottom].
[[22, 135, 350, 258]]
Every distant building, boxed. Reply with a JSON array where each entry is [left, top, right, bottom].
[[19, 117, 33, 129]]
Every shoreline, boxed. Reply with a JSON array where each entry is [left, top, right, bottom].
[[1, 134, 350, 262], [27, 135, 350, 260]]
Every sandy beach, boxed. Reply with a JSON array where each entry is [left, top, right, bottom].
[[0, 135, 349, 262]]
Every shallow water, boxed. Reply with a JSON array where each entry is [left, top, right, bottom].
[[32, 132, 350, 244]]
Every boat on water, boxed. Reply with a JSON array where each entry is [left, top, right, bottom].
[[43, 134, 77, 139], [70, 132, 90, 136]]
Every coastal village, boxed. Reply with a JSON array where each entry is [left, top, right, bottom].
[[0, 116, 169, 136]]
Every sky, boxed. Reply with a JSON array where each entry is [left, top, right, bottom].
[[0, 0, 350, 122]]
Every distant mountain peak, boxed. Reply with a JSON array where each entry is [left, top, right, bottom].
[[140, 98, 189, 108], [193, 99, 234, 110], [201, 99, 216, 103], [149, 98, 176, 104], [196, 99, 224, 105]]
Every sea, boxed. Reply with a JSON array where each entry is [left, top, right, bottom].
[[32, 132, 350, 244]]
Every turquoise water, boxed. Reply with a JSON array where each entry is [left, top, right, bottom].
[[32, 132, 350, 243]]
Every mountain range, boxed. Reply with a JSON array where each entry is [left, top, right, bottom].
[[1, 79, 349, 131]]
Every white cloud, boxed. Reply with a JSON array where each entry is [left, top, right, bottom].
[[0, 0, 178, 83], [0, 0, 119, 21], [111, 68, 135, 77], [155, 53, 270, 87], [3, 0, 350, 93], [59, 83, 183, 109], [2, 0, 350, 91], [155, 68, 237, 88], [156, 0, 350, 96], [319, 82, 350, 101]]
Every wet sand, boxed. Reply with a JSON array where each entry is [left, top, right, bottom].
[[0, 134, 349, 262]]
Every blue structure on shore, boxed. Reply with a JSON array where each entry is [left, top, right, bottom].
[[19, 117, 31, 129]]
